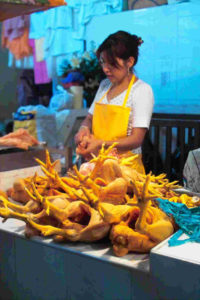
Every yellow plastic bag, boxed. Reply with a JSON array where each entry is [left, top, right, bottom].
[[13, 110, 37, 139]]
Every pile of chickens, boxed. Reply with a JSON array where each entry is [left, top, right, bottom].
[[0, 143, 198, 256]]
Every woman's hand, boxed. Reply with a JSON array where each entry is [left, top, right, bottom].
[[76, 137, 102, 160], [74, 126, 91, 146]]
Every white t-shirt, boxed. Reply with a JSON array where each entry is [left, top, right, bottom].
[[89, 78, 154, 154]]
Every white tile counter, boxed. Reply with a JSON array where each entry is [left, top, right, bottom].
[[1, 217, 200, 300], [150, 231, 200, 300], [0, 217, 156, 300]]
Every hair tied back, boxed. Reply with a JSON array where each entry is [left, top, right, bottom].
[[138, 37, 144, 47]]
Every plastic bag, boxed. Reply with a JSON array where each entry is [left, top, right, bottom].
[[48, 85, 73, 111], [13, 105, 57, 147], [13, 110, 37, 138], [156, 198, 200, 246]]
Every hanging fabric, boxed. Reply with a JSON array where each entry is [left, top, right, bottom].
[[2, 16, 33, 60]]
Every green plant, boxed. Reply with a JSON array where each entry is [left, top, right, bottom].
[[60, 51, 105, 107]]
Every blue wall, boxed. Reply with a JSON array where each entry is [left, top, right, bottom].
[[85, 2, 200, 114]]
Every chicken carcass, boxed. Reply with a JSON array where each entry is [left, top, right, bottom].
[[109, 175, 174, 256], [25, 200, 110, 242], [0, 129, 39, 150]]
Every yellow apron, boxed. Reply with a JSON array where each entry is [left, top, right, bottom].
[[92, 74, 145, 174]]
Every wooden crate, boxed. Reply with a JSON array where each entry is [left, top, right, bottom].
[[142, 113, 200, 184]]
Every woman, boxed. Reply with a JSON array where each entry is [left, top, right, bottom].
[[75, 30, 154, 171]]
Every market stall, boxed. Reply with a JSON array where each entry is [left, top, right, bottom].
[[0, 3, 200, 300], [0, 142, 199, 299]]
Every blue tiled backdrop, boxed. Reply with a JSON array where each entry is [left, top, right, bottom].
[[85, 1, 200, 114]]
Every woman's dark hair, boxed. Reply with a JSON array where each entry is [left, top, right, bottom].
[[96, 30, 143, 68]]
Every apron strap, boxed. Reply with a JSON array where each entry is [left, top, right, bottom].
[[122, 74, 136, 107], [98, 86, 111, 103], [98, 74, 136, 105]]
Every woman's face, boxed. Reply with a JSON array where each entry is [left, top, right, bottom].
[[99, 51, 133, 84]]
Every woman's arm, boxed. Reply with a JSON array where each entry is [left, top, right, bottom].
[[104, 127, 147, 151], [77, 127, 147, 158], [75, 79, 109, 146], [80, 113, 93, 130], [74, 113, 93, 145]]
